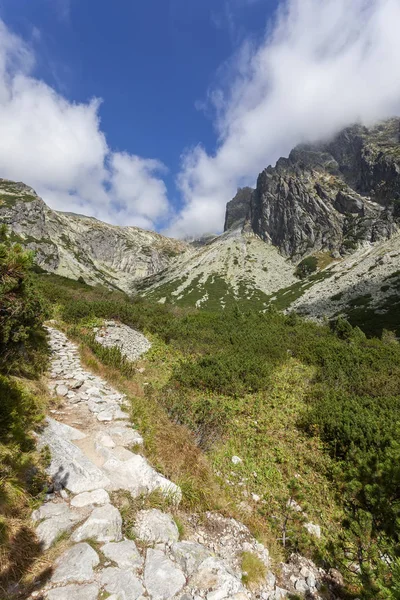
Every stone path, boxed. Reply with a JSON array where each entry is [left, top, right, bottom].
[[29, 325, 331, 600]]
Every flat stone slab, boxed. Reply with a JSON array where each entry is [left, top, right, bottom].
[[144, 549, 186, 600], [102, 455, 181, 501], [106, 424, 144, 447], [99, 567, 144, 600], [46, 583, 99, 600], [51, 543, 99, 584], [34, 503, 86, 550], [70, 489, 110, 508], [38, 419, 111, 494], [134, 509, 179, 544], [101, 540, 143, 569], [71, 505, 122, 543]]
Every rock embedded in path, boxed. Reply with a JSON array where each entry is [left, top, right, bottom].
[[71, 504, 122, 543], [144, 549, 186, 600], [33, 501, 86, 550], [38, 419, 111, 494], [50, 543, 99, 584], [99, 567, 145, 600], [45, 583, 100, 600], [106, 424, 144, 446], [134, 509, 179, 544], [102, 454, 181, 501], [70, 488, 110, 508], [101, 540, 143, 570]]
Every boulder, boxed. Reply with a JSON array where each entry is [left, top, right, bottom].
[[38, 420, 111, 494], [171, 541, 211, 576], [70, 489, 110, 508], [189, 557, 245, 600]]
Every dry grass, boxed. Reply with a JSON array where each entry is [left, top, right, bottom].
[[77, 341, 228, 514], [241, 551, 267, 588], [0, 517, 66, 600]]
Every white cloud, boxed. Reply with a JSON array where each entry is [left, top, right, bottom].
[[168, 0, 400, 238], [0, 19, 169, 230]]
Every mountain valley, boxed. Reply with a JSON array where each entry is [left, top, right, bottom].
[[2, 118, 400, 335]]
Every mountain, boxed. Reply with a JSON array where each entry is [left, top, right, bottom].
[[249, 118, 400, 259], [137, 119, 400, 322], [135, 227, 297, 310], [0, 179, 190, 293], [1, 117, 400, 334]]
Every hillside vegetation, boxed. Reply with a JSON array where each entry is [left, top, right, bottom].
[[32, 270, 400, 599], [0, 227, 51, 595]]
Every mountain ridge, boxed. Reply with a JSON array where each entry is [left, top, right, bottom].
[[1, 117, 400, 334]]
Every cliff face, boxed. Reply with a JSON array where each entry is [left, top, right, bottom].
[[0, 179, 190, 292], [224, 187, 253, 231], [248, 119, 400, 258]]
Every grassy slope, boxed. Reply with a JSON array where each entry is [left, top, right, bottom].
[[30, 273, 400, 597]]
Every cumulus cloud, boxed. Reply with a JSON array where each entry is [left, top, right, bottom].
[[168, 0, 400, 238], [0, 19, 169, 229]]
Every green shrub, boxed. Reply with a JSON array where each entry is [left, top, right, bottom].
[[0, 225, 49, 375], [295, 256, 318, 279]]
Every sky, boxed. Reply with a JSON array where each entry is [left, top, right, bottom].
[[0, 0, 399, 238]]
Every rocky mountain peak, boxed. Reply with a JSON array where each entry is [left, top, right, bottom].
[[247, 118, 400, 259], [224, 186, 254, 231]]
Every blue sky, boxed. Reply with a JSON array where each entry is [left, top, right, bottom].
[[0, 0, 399, 236], [0, 0, 276, 216]]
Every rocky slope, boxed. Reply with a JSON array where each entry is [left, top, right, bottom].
[[224, 187, 253, 231], [250, 119, 400, 259], [0, 179, 190, 293], [136, 227, 297, 310]]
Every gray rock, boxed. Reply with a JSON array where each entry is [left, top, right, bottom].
[[70, 489, 110, 508], [294, 578, 309, 593], [56, 385, 69, 397], [171, 541, 211, 576], [134, 509, 179, 544], [304, 522, 321, 538], [46, 583, 99, 600], [99, 567, 144, 600], [71, 505, 122, 543], [32, 501, 72, 523], [44, 418, 86, 441], [144, 549, 186, 600], [101, 540, 143, 569], [34, 503, 85, 550], [103, 455, 181, 501], [106, 425, 144, 447], [51, 543, 99, 584], [38, 419, 111, 494], [189, 557, 244, 600]]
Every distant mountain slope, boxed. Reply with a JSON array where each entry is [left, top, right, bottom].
[[0, 179, 190, 293], [136, 228, 297, 310]]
